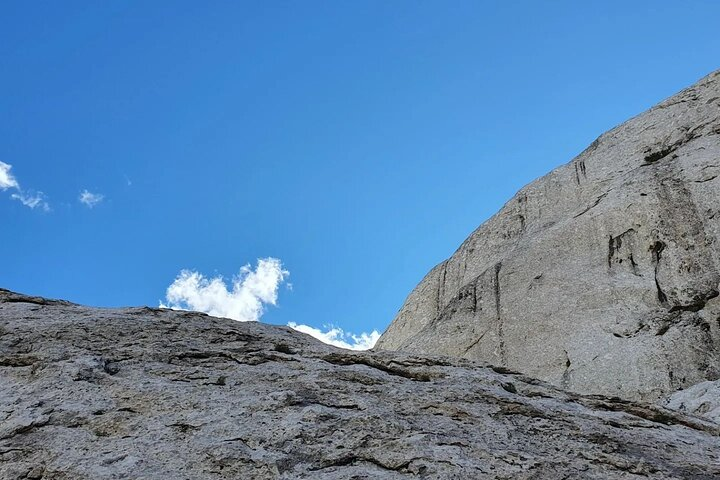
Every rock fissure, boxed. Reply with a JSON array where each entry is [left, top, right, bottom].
[[575, 191, 610, 218], [493, 262, 506, 365]]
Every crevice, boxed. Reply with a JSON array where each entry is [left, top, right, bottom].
[[574, 158, 589, 185], [574, 163, 581, 185], [561, 350, 572, 389], [668, 289, 719, 313], [695, 175, 718, 183], [650, 241, 668, 305], [170, 350, 244, 366], [642, 128, 705, 165], [471, 281, 478, 314], [222, 436, 256, 450], [435, 262, 448, 317], [308, 454, 421, 473], [607, 229, 635, 271], [643, 145, 678, 164], [167, 422, 202, 433], [273, 343, 296, 355], [628, 253, 639, 275], [0, 355, 38, 367], [655, 323, 670, 336], [462, 330, 488, 355], [494, 262, 506, 364], [574, 192, 609, 218], [321, 353, 435, 382], [0, 293, 72, 306], [490, 365, 523, 375], [574, 396, 719, 435]]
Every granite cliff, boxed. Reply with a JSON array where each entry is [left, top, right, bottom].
[[1, 289, 719, 479], [376, 70, 720, 402]]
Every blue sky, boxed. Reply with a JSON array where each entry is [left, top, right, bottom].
[[2, 1, 720, 347]]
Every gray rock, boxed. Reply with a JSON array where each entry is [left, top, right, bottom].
[[664, 380, 720, 424], [2, 289, 720, 479], [376, 69, 720, 402]]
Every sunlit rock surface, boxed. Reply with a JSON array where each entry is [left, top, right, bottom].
[[377, 70, 720, 402], [664, 379, 720, 424], [1, 289, 719, 479]]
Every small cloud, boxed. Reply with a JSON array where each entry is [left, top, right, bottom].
[[1, 161, 50, 211], [287, 322, 380, 351], [0, 162, 19, 190], [11, 191, 50, 211], [79, 190, 104, 208], [161, 258, 289, 322]]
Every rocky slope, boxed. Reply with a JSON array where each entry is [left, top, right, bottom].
[[376, 70, 720, 402], [1, 288, 720, 479]]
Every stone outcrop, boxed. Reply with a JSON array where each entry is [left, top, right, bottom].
[[376, 70, 720, 402], [664, 379, 720, 424], [2, 288, 720, 479]]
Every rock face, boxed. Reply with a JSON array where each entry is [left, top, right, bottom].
[[664, 380, 720, 424], [2, 289, 720, 479], [376, 70, 720, 402]]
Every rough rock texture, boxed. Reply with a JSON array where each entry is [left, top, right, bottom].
[[2, 289, 720, 479], [664, 380, 720, 424], [376, 70, 720, 402]]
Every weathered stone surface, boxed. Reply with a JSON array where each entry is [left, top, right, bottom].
[[2, 289, 720, 479], [376, 70, 720, 402], [664, 380, 720, 424]]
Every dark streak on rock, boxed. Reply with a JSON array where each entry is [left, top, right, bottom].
[[650, 241, 668, 305], [575, 192, 609, 218], [322, 353, 436, 382]]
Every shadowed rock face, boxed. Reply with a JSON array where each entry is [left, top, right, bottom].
[[1, 289, 720, 479], [376, 70, 720, 402]]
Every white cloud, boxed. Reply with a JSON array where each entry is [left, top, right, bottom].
[[161, 258, 289, 322], [1, 161, 50, 211], [79, 190, 104, 208], [10, 191, 50, 211], [0, 162, 19, 190], [287, 322, 380, 351]]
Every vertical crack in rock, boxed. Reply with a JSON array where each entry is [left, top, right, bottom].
[[629, 253, 639, 275], [471, 280, 478, 314], [494, 262, 506, 364], [561, 349, 572, 390], [574, 159, 588, 185], [517, 194, 528, 234], [650, 240, 668, 305], [436, 262, 448, 317]]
